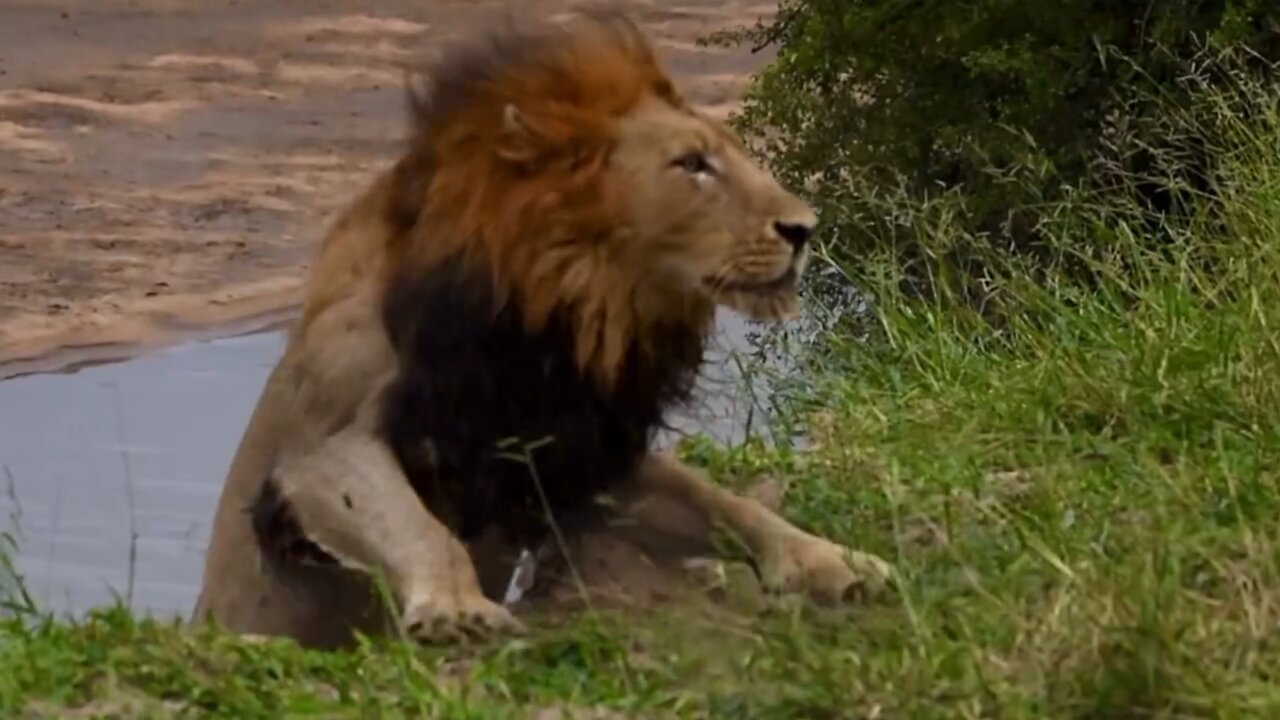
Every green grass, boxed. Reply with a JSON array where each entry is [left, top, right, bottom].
[[6, 55, 1280, 720]]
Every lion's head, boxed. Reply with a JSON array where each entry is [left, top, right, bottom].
[[607, 91, 817, 323], [387, 7, 815, 384]]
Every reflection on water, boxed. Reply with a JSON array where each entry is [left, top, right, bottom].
[[0, 311, 771, 620]]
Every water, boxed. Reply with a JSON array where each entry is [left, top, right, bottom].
[[0, 311, 772, 621]]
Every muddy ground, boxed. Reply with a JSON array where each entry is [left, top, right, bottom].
[[0, 0, 776, 368]]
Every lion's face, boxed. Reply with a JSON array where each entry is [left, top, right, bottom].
[[608, 96, 817, 322]]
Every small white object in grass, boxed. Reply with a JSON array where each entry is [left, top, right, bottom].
[[502, 547, 538, 606]]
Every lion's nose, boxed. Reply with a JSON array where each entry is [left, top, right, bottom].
[[774, 221, 814, 251]]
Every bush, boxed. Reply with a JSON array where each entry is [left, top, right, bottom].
[[712, 0, 1279, 306]]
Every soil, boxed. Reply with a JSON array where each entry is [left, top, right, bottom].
[[0, 0, 777, 367]]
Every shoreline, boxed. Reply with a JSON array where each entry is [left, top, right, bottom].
[[0, 283, 301, 380], [0, 0, 775, 381]]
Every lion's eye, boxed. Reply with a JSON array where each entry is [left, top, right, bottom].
[[672, 152, 714, 176]]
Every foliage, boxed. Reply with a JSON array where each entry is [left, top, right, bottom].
[[710, 0, 1280, 302]]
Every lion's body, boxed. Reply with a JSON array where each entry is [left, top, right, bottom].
[[191, 180, 405, 647], [192, 9, 890, 648]]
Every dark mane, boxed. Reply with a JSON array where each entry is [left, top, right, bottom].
[[375, 8, 711, 554], [380, 254, 704, 546], [380, 8, 693, 385]]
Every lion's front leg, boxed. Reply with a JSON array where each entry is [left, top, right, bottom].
[[261, 428, 522, 642], [610, 452, 893, 605]]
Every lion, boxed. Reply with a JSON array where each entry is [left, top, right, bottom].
[[190, 7, 892, 649]]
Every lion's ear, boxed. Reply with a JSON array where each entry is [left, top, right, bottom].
[[496, 103, 539, 163], [403, 69, 435, 132], [503, 103, 528, 136]]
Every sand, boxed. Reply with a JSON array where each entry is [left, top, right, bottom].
[[0, 0, 777, 370]]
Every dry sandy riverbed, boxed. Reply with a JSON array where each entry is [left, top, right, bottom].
[[0, 0, 777, 371]]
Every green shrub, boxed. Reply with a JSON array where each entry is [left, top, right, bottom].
[[712, 1, 1279, 304]]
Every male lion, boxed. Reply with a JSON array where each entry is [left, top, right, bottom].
[[192, 8, 892, 648]]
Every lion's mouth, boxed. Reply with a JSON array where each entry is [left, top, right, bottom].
[[708, 267, 798, 295]]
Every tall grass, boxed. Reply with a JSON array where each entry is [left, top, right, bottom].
[[693, 49, 1280, 717]]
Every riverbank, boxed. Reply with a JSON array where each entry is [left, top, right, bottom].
[[0, 0, 775, 369]]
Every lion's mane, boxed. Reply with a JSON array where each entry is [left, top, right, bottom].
[[301, 10, 715, 549]]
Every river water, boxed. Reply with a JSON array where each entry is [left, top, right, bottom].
[[0, 311, 776, 620]]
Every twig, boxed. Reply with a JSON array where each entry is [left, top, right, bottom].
[[495, 437, 591, 611], [109, 382, 139, 612]]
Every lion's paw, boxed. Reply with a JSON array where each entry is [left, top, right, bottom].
[[757, 531, 894, 606], [402, 591, 524, 644]]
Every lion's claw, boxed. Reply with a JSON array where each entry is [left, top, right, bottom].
[[757, 532, 893, 606], [402, 593, 525, 644]]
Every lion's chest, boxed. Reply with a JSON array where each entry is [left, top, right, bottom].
[[382, 327, 659, 542], [378, 259, 700, 544]]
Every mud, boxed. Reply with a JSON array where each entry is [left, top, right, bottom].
[[0, 0, 777, 365]]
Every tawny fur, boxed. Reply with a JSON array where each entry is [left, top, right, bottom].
[[191, 8, 891, 649]]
